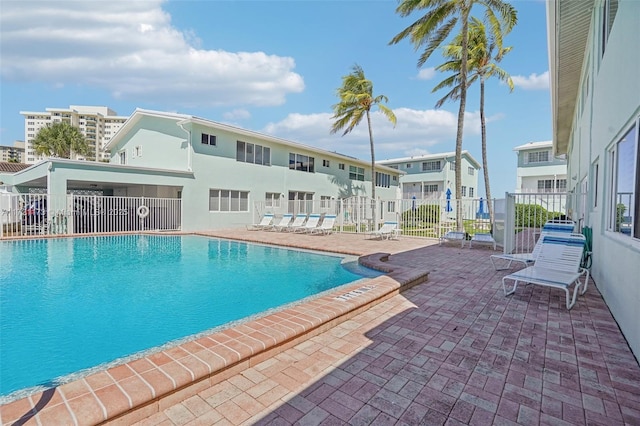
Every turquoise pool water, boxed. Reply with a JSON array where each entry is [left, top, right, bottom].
[[0, 235, 380, 399]]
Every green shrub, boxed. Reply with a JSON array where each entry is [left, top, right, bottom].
[[515, 204, 564, 227], [402, 204, 440, 224]]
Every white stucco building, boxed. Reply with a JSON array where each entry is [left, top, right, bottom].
[[513, 141, 567, 193], [548, 0, 640, 358], [377, 151, 480, 200], [20, 106, 128, 163]]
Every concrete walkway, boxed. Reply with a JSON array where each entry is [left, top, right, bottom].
[[136, 231, 640, 425]]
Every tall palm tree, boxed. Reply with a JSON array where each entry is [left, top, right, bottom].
[[32, 121, 91, 159], [390, 0, 517, 230], [330, 64, 397, 228], [432, 16, 514, 225]]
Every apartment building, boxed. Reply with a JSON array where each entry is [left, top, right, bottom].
[[0, 141, 25, 163], [20, 106, 128, 163], [5, 109, 402, 231], [377, 151, 480, 200], [513, 140, 567, 193], [548, 0, 640, 357]]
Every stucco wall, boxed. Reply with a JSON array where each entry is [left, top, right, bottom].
[[569, 1, 640, 358]]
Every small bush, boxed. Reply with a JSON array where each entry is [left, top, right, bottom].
[[515, 204, 564, 227], [402, 204, 440, 224]]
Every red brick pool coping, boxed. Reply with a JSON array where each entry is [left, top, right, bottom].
[[0, 234, 430, 425]]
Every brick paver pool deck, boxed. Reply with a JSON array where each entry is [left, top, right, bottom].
[[1, 231, 638, 425]]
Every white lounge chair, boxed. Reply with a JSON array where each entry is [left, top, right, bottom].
[[268, 214, 293, 231], [366, 221, 400, 240], [470, 233, 496, 250], [311, 214, 336, 235], [282, 214, 307, 232], [294, 214, 321, 233], [490, 220, 577, 270], [439, 231, 466, 248], [502, 234, 589, 310], [246, 214, 274, 231]]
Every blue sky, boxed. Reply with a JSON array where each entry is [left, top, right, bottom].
[[0, 0, 551, 197]]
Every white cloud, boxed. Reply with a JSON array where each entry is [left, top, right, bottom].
[[262, 107, 484, 160], [222, 109, 251, 121], [0, 1, 304, 107], [512, 71, 549, 91], [416, 67, 436, 80]]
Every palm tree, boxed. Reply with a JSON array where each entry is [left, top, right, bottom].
[[390, 0, 517, 230], [330, 64, 397, 228], [32, 121, 90, 160], [432, 16, 514, 225]]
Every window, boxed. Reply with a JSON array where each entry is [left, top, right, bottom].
[[537, 180, 554, 192], [468, 167, 474, 175], [462, 186, 467, 197], [209, 189, 249, 212], [265, 192, 281, 208], [424, 184, 438, 193], [602, 0, 618, 57], [375, 172, 390, 188], [527, 150, 550, 163], [349, 165, 365, 181], [201, 133, 216, 146], [537, 179, 566, 193], [389, 165, 398, 169], [289, 153, 314, 172], [339, 163, 345, 170], [557, 179, 567, 191], [609, 122, 639, 238], [387, 201, 396, 212], [322, 159, 330, 167], [469, 187, 474, 197], [134, 146, 142, 157], [405, 163, 412, 169], [593, 162, 599, 208], [320, 196, 332, 208], [450, 162, 455, 171], [237, 141, 270, 166], [422, 160, 441, 171], [119, 150, 126, 165], [392, 176, 397, 182]]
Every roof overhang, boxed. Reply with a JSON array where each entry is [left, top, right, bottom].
[[547, 0, 595, 155]]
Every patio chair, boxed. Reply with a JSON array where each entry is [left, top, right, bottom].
[[282, 213, 307, 232], [268, 214, 293, 231], [439, 231, 466, 248], [490, 220, 577, 270], [310, 214, 336, 235], [246, 214, 274, 231], [502, 234, 589, 310], [469, 233, 496, 250], [294, 214, 321, 233], [366, 221, 400, 240]]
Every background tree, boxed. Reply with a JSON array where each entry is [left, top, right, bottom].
[[390, 0, 517, 230], [432, 16, 515, 226], [330, 64, 396, 228], [32, 121, 91, 159]]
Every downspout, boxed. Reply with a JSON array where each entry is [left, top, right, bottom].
[[177, 120, 192, 172]]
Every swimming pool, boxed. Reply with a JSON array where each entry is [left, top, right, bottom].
[[0, 234, 381, 399]]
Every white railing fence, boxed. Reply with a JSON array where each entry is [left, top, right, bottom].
[[0, 193, 181, 238], [254, 196, 498, 238], [503, 191, 571, 254]]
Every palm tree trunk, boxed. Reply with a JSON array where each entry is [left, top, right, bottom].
[[454, 5, 471, 232], [366, 110, 377, 230], [479, 78, 493, 227]]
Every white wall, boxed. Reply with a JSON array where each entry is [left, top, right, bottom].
[[570, 1, 640, 358]]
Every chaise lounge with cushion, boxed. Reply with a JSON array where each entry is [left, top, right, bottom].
[[502, 233, 589, 310], [490, 220, 576, 270]]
